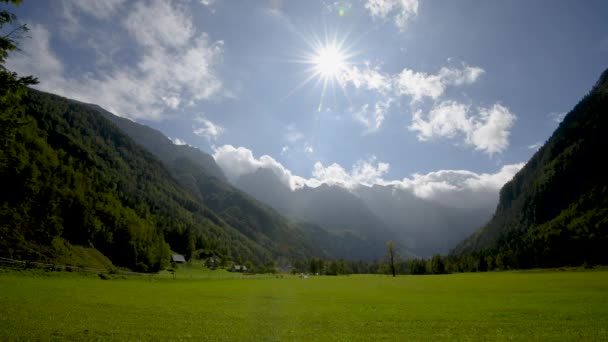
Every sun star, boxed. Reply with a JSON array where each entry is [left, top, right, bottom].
[[313, 44, 347, 80], [284, 32, 356, 111]]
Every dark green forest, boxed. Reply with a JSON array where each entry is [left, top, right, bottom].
[[0, 88, 287, 271], [93, 107, 327, 261], [451, 68, 608, 270]]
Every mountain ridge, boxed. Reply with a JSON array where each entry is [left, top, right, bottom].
[[451, 67, 608, 268]]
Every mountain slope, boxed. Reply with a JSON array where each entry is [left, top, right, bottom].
[[236, 167, 491, 258], [92, 106, 326, 260], [0, 89, 288, 270], [452, 68, 608, 267], [235, 168, 400, 260]]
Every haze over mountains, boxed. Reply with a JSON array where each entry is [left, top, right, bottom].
[[235, 166, 492, 258], [95, 102, 495, 259]]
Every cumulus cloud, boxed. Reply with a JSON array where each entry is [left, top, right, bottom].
[[467, 104, 516, 154], [385, 163, 524, 209], [212, 145, 524, 209], [193, 115, 224, 141], [309, 158, 390, 188], [340, 64, 484, 103], [396, 65, 484, 102], [409, 101, 516, 155], [409, 101, 470, 141], [213, 145, 390, 189], [7, 2, 225, 121], [339, 63, 484, 133], [364, 0, 419, 32], [340, 65, 393, 95], [212, 145, 307, 190]]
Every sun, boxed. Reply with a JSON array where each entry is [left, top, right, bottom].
[[284, 31, 357, 111], [312, 44, 348, 80]]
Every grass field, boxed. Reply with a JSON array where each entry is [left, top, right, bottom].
[[1, 268, 607, 341]]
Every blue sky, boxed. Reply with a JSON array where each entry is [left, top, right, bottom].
[[6, 0, 608, 207]]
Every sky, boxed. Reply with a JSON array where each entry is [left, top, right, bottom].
[[5, 0, 608, 208]]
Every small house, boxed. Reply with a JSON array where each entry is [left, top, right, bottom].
[[171, 254, 186, 264], [230, 265, 248, 272]]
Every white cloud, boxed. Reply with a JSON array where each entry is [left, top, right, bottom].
[[5, 24, 64, 79], [63, 0, 126, 20], [310, 158, 390, 188], [549, 111, 567, 124], [527, 142, 542, 150], [280, 145, 289, 155], [340, 65, 393, 94], [467, 104, 516, 154], [340, 63, 484, 133], [304, 142, 314, 154], [409, 102, 516, 155], [385, 163, 525, 209], [395, 65, 484, 102], [409, 101, 471, 141], [353, 98, 393, 133], [193, 115, 224, 141], [364, 0, 419, 32], [212, 145, 307, 190], [124, 0, 194, 49], [170, 137, 188, 146], [285, 125, 304, 144], [340, 64, 484, 103], [200, 0, 216, 6], [7, 5, 226, 121], [212, 145, 524, 209]]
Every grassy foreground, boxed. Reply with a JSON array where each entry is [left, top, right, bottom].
[[1, 269, 607, 341]]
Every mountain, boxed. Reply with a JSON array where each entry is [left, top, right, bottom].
[[235, 167, 491, 258], [0, 89, 331, 271], [1, 89, 284, 270], [82, 109, 389, 261], [236, 168, 400, 260], [87, 104, 332, 262], [452, 68, 608, 268], [354, 185, 491, 257], [88, 103, 227, 183]]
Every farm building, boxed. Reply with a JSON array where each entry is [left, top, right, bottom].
[[230, 265, 248, 272], [171, 254, 186, 263]]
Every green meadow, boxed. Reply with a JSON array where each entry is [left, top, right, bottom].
[[1, 268, 607, 341]]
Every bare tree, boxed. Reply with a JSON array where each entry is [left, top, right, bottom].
[[385, 240, 397, 277]]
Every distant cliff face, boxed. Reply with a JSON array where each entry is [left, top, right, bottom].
[[452, 68, 608, 268]]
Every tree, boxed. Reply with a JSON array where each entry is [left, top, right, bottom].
[[0, 0, 38, 149], [385, 240, 397, 277], [430, 254, 445, 274]]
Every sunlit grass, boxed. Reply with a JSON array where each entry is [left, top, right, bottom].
[[1, 268, 607, 341]]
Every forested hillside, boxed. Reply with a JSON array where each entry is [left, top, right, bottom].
[[452, 68, 608, 268], [93, 107, 329, 260], [0, 89, 294, 271]]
